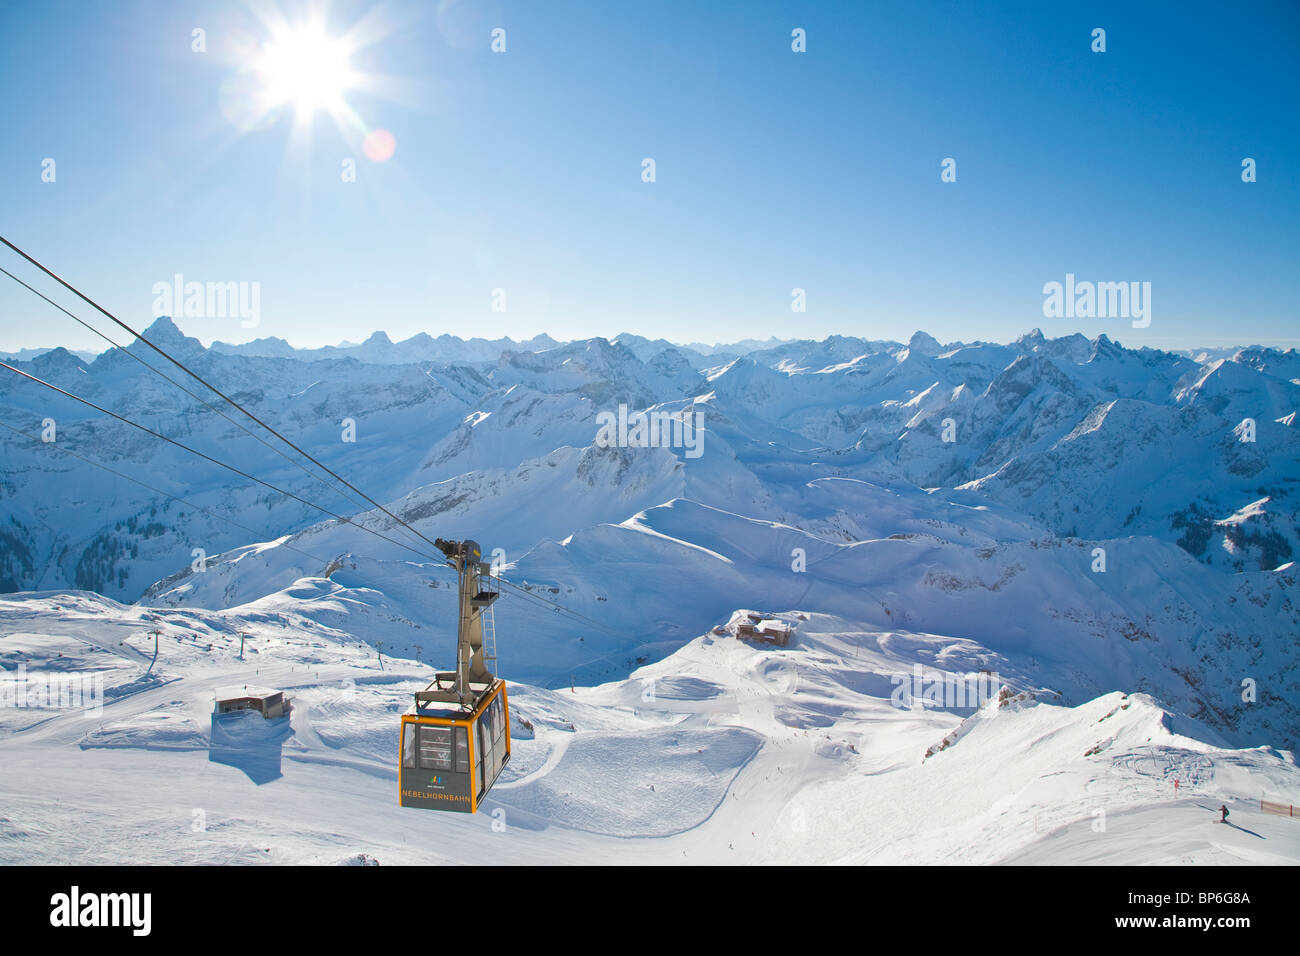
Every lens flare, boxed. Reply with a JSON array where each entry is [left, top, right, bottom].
[[363, 128, 396, 162]]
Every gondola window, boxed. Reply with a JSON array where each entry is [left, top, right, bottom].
[[419, 725, 453, 771]]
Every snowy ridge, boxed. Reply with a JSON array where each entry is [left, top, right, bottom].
[[2, 325, 1298, 863]]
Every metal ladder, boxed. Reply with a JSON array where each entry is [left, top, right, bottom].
[[481, 604, 498, 676]]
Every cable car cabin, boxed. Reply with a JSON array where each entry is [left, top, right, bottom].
[[399, 679, 510, 813], [400, 536, 507, 813]]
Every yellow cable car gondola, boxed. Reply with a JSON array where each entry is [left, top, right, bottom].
[[399, 539, 511, 813]]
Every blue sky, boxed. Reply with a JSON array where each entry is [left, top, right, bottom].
[[1, 0, 1297, 352]]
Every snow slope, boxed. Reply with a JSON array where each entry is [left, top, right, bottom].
[[1, 593, 1295, 865], [3, 326, 1298, 864], [5, 325, 1296, 601]]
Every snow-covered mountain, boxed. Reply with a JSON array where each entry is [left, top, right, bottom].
[[14, 317, 1291, 587], [209, 330, 564, 365], [0, 346, 99, 364], [1, 320, 1298, 864]]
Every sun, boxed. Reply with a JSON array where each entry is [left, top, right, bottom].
[[258, 24, 356, 117], [215, 4, 404, 162]]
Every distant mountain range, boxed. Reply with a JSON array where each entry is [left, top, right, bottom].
[[1, 318, 1296, 748]]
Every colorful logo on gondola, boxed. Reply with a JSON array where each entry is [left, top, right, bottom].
[[429, 775, 443, 786]]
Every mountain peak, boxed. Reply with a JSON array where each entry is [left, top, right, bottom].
[[908, 330, 943, 355], [137, 316, 205, 357], [1017, 328, 1046, 349], [1088, 333, 1124, 362], [30, 346, 89, 375], [142, 315, 184, 341]]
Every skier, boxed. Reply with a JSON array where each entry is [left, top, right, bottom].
[[1218, 804, 1229, 823]]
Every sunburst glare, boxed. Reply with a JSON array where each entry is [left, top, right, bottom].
[[258, 23, 357, 118], [215, 2, 408, 161]]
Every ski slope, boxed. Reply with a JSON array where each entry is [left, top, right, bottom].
[[1, 591, 1295, 865]]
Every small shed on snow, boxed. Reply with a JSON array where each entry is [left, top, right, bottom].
[[214, 685, 291, 719]]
